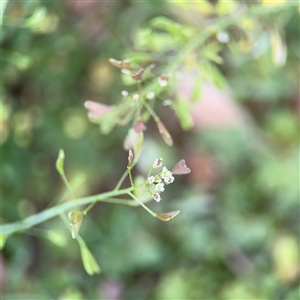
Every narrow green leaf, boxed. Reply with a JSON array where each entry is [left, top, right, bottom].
[[174, 97, 194, 130]]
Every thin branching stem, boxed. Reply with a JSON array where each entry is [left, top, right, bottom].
[[127, 192, 156, 217]]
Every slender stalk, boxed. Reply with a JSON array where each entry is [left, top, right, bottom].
[[83, 197, 133, 215], [127, 167, 134, 187], [143, 101, 160, 122], [127, 192, 156, 217], [114, 169, 128, 191], [60, 172, 76, 201], [1, 187, 136, 236]]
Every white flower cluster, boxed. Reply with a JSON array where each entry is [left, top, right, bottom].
[[147, 159, 175, 203]]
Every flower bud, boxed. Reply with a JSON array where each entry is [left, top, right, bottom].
[[128, 149, 134, 168], [158, 74, 169, 87], [121, 90, 128, 97], [152, 193, 162, 202], [131, 68, 144, 81], [123, 129, 144, 162], [55, 149, 65, 175], [133, 120, 147, 132], [152, 158, 163, 168], [156, 120, 173, 146], [84, 101, 111, 119], [146, 92, 155, 100], [133, 94, 140, 101]]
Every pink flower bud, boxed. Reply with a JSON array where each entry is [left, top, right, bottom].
[[152, 193, 162, 202], [132, 68, 144, 81], [84, 101, 112, 119], [133, 120, 147, 132], [171, 159, 191, 175], [123, 129, 144, 162]]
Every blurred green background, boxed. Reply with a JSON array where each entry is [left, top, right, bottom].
[[1, 1, 299, 299]]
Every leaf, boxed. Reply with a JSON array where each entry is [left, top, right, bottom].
[[198, 61, 226, 89], [150, 16, 183, 36], [1, 50, 32, 71], [201, 42, 224, 64], [78, 239, 101, 275], [190, 72, 202, 102], [174, 96, 194, 131], [55, 149, 65, 175]]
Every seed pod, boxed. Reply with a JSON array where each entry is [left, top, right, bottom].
[[156, 120, 173, 146], [155, 210, 180, 221], [171, 159, 191, 175], [109, 58, 131, 70]]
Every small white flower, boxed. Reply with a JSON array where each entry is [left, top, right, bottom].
[[152, 158, 163, 168], [146, 92, 155, 100], [161, 167, 172, 179], [217, 31, 229, 44], [121, 90, 128, 97], [164, 175, 175, 185], [152, 193, 162, 202], [133, 94, 140, 101], [155, 182, 165, 192], [154, 175, 162, 183], [160, 167, 174, 184], [148, 176, 155, 185], [158, 78, 168, 87]]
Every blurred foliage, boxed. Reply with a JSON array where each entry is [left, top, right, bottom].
[[1, 0, 299, 299]]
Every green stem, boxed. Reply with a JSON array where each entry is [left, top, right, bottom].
[[1, 187, 136, 236], [143, 101, 160, 122], [83, 197, 133, 215], [127, 166, 134, 187], [127, 192, 156, 217], [60, 172, 76, 201], [114, 169, 128, 191]]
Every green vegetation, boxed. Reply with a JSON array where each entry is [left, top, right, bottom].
[[1, 1, 299, 299]]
